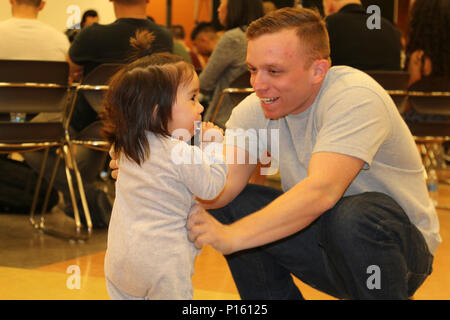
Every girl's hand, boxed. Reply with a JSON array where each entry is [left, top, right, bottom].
[[109, 148, 119, 179], [201, 122, 224, 143]]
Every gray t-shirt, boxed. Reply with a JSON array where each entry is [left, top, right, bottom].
[[105, 133, 227, 298], [225, 66, 441, 255]]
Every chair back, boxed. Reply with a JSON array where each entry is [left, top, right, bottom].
[[407, 91, 450, 137], [0, 60, 69, 114], [79, 63, 122, 113], [365, 70, 409, 113], [408, 91, 450, 116], [210, 71, 254, 125]]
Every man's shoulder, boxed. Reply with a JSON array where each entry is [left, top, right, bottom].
[[226, 93, 266, 129], [321, 66, 384, 98]]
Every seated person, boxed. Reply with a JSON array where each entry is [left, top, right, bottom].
[[0, 0, 69, 61], [323, 0, 402, 71], [190, 22, 220, 71], [403, 0, 450, 123]]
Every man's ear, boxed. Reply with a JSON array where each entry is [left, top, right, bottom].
[[38, 1, 46, 11], [310, 59, 329, 84]]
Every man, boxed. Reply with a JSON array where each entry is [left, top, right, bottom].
[[68, 0, 173, 88], [68, 0, 173, 131], [184, 8, 440, 299], [190, 22, 220, 69], [65, 9, 99, 43], [323, 0, 402, 70], [0, 0, 69, 61]]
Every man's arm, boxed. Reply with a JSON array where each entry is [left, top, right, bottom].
[[198, 144, 257, 209], [66, 52, 83, 82], [187, 152, 364, 254], [108, 141, 256, 209]]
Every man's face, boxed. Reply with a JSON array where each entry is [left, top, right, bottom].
[[246, 29, 318, 120], [192, 33, 214, 56]]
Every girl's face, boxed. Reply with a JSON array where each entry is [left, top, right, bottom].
[[168, 72, 204, 137]]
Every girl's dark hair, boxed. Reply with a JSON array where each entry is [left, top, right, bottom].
[[405, 0, 450, 77], [101, 30, 195, 165], [224, 0, 265, 30]]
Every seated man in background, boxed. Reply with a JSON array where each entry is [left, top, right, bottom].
[[190, 22, 220, 71], [65, 9, 99, 43], [169, 24, 193, 64], [24, 0, 173, 228], [323, 0, 402, 70], [67, 0, 173, 131], [0, 0, 69, 61]]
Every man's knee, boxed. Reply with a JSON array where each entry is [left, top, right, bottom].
[[320, 192, 408, 246]]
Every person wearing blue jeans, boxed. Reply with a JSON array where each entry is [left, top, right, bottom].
[[209, 184, 433, 299], [185, 8, 441, 300]]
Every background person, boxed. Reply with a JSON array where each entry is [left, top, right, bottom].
[[65, 9, 99, 43], [323, 0, 402, 70], [0, 0, 69, 61], [200, 0, 265, 129]]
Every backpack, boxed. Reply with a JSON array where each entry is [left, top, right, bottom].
[[0, 157, 59, 214]]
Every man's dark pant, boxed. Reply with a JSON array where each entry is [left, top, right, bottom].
[[210, 184, 434, 300]]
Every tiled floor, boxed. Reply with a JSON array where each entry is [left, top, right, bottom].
[[1, 180, 449, 300]]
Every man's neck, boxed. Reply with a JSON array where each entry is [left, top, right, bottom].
[[114, 3, 148, 20], [12, 5, 39, 19], [336, 0, 362, 12]]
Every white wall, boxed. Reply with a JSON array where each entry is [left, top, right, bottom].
[[0, 0, 116, 33]]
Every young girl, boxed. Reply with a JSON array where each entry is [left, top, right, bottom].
[[101, 31, 228, 300]]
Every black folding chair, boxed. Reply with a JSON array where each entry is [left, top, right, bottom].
[[68, 63, 122, 151], [407, 90, 450, 209], [207, 71, 254, 127], [0, 59, 92, 239]]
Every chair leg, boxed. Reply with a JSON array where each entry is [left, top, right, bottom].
[[68, 146, 93, 232], [62, 144, 83, 233], [40, 152, 61, 216], [29, 148, 49, 227], [35, 145, 91, 241], [62, 144, 93, 235]]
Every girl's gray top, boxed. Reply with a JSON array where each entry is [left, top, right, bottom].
[[105, 133, 227, 297]]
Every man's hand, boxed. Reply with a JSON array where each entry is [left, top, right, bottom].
[[186, 204, 235, 255], [109, 148, 119, 179]]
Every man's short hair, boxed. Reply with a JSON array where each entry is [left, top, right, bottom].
[[15, 0, 42, 7], [247, 7, 330, 67], [190, 22, 217, 41]]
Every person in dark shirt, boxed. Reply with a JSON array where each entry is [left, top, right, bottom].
[[323, 0, 402, 70], [67, 0, 173, 132]]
